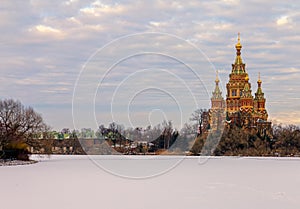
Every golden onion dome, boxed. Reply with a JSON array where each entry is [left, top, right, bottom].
[[235, 32, 242, 50]]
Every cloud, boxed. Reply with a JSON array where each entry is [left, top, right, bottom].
[[0, 0, 299, 129], [276, 15, 291, 26], [35, 25, 62, 34], [149, 21, 168, 27], [26, 24, 67, 40], [64, 0, 78, 6], [80, 1, 125, 16], [222, 0, 240, 4]]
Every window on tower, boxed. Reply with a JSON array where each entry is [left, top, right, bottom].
[[232, 89, 237, 97]]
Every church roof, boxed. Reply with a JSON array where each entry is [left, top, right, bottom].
[[255, 72, 265, 100], [211, 71, 224, 100], [232, 33, 246, 74]]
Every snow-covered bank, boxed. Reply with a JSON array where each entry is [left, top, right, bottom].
[[1, 155, 300, 209], [0, 159, 36, 166]]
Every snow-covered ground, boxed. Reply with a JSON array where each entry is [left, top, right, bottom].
[[1, 155, 300, 209]]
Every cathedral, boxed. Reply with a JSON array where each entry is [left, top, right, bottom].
[[209, 34, 271, 132]]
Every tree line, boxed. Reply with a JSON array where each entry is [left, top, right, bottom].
[[96, 120, 180, 154], [191, 123, 300, 157], [1, 98, 300, 160]]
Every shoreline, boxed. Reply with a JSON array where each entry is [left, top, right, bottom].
[[2, 154, 300, 166], [0, 159, 37, 167]]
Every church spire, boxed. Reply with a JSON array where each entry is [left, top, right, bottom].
[[257, 72, 262, 86], [209, 70, 225, 131], [231, 33, 246, 75], [211, 70, 223, 99], [235, 32, 243, 65], [255, 72, 264, 98], [254, 72, 268, 120], [215, 70, 220, 84]]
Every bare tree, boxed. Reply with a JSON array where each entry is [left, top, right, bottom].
[[0, 99, 49, 150], [190, 109, 209, 136]]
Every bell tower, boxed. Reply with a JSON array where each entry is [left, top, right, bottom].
[[226, 33, 252, 120], [209, 71, 225, 130], [254, 72, 268, 121]]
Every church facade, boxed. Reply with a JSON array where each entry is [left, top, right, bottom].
[[209, 34, 271, 132]]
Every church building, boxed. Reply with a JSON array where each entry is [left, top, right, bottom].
[[209, 34, 271, 132]]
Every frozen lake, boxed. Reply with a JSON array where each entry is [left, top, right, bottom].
[[1, 155, 300, 209]]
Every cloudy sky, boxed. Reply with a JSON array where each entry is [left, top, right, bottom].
[[1, 0, 299, 130]]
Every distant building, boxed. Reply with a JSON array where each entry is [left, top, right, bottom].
[[209, 33, 271, 133], [209, 71, 225, 131]]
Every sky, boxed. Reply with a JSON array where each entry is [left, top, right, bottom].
[[0, 0, 299, 131]]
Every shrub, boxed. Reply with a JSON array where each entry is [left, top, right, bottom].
[[2, 141, 30, 161]]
